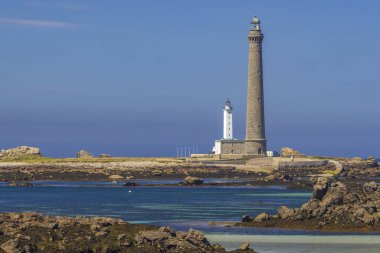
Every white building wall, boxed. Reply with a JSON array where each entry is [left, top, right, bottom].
[[214, 141, 221, 155]]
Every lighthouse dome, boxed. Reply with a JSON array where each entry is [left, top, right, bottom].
[[251, 16, 260, 24]]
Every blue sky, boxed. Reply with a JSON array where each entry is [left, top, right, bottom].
[[0, 0, 379, 158]]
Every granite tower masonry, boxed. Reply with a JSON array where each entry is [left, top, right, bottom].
[[245, 16, 266, 155]]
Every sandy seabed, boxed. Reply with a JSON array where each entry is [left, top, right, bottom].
[[206, 234, 380, 253]]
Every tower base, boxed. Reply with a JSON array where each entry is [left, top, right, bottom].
[[245, 139, 267, 155]]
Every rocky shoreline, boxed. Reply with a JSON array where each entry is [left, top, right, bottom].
[[237, 178, 380, 232], [0, 212, 256, 253], [0, 146, 379, 189]]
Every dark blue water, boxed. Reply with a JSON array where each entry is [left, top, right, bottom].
[[2, 182, 376, 235], [2, 182, 380, 253], [0, 182, 311, 234]]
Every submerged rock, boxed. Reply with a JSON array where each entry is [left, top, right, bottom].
[[122, 182, 137, 187], [184, 176, 203, 185]]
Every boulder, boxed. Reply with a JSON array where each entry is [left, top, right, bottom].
[[138, 230, 170, 243], [185, 229, 208, 245], [76, 150, 93, 158], [363, 182, 378, 193], [254, 212, 269, 222], [278, 206, 295, 219], [280, 147, 304, 158], [239, 242, 250, 251], [184, 176, 203, 185], [0, 239, 21, 253], [320, 182, 347, 207], [0, 146, 42, 158], [241, 215, 252, 223], [158, 226, 175, 235], [312, 177, 332, 200]]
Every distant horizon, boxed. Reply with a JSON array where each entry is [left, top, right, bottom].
[[1, 0, 379, 158]]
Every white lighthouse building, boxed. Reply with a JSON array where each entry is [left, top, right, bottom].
[[223, 99, 233, 140], [213, 99, 244, 155]]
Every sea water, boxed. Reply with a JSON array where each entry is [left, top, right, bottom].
[[0, 182, 379, 253]]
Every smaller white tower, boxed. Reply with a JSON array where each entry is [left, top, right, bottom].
[[223, 99, 233, 140]]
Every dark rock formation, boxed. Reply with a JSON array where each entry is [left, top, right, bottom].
[[312, 177, 331, 200], [122, 182, 137, 187], [0, 212, 255, 253], [241, 215, 252, 223], [243, 177, 380, 231]]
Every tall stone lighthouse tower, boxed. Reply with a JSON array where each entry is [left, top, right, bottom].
[[245, 16, 266, 155]]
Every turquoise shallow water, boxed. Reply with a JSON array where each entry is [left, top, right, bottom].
[[206, 235, 380, 253], [1, 181, 379, 253]]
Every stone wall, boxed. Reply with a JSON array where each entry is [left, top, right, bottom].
[[220, 141, 245, 154], [278, 160, 329, 170]]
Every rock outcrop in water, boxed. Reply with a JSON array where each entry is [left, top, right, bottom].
[[240, 177, 380, 231], [183, 176, 204, 185], [0, 212, 255, 253], [0, 146, 42, 158]]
